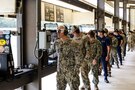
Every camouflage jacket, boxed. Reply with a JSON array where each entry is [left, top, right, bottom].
[[84, 38, 102, 62], [72, 35, 87, 58], [120, 34, 127, 45], [55, 38, 83, 73], [111, 36, 118, 49]]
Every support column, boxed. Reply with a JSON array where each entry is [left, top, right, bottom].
[[114, 0, 119, 30], [129, 7, 131, 31], [123, 0, 127, 33], [22, 0, 41, 90], [97, 0, 105, 30]]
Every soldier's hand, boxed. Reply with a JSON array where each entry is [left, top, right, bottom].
[[106, 55, 110, 61], [92, 59, 97, 65]]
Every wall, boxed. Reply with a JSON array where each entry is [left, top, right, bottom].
[[105, 16, 113, 31], [63, 8, 72, 23], [72, 11, 94, 25], [41, 2, 45, 21]]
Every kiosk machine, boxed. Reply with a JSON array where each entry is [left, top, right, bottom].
[[0, 30, 14, 80]]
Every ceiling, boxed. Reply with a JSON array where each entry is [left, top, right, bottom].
[[107, 0, 135, 4], [106, 0, 135, 8]]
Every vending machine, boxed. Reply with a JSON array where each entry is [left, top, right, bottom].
[[0, 30, 14, 80]]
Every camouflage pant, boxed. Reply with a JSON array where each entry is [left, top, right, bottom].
[[57, 71, 80, 90], [110, 49, 119, 66], [128, 42, 134, 51], [107, 61, 111, 74], [81, 60, 99, 89], [121, 43, 126, 59]]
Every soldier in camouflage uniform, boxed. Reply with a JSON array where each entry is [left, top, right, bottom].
[[55, 25, 83, 90], [71, 25, 87, 68], [132, 30, 135, 50], [127, 31, 133, 51], [71, 25, 88, 90], [119, 30, 127, 59], [81, 30, 102, 90], [109, 33, 119, 68], [71, 25, 86, 59]]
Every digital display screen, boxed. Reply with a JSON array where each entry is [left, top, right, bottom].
[[0, 0, 16, 14]]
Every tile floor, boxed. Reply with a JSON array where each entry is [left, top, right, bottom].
[[42, 51, 135, 90]]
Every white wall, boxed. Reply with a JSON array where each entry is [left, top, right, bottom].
[[41, 2, 45, 21], [64, 8, 72, 23], [105, 16, 113, 31], [72, 11, 94, 25], [0, 0, 16, 14], [105, 16, 112, 26]]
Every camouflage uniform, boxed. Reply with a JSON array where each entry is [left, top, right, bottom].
[[132, 32, 135, 50], [128, 32, 135, 51], [72, 35, 87, 58], [127, 32, 132, 51], [120, 33, 127, 59], [81, 38, 102, 89], [110, 36, 119, 68], [55, 38, 83, 90]]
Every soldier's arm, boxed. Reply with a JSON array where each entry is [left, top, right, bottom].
[[107, 45, 111, 56], [106, 38, 111, 61], [95, 41, 102, 60], [120, 36, 123, 46], [73, 42, 83, 70], [113, 38, 118, 48], [82, 36, 88, 57]]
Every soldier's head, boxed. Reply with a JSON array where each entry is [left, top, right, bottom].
[[120, 29, 125, 34], [87, 30, 95, 39], [108, 32, 114, 38], [114, 30, 118, 35], [104, 28, 108, 37], [71, 25, 80, 36], [98, 30, 105, 38], [57, 25, 68, 38]]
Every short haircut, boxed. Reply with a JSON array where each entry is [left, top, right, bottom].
[[88, 30, 95, 38], [58, 25, 68, 35], [72, 25, 80, 34]]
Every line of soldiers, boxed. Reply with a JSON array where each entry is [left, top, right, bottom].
[[54, 25, 127, 90]]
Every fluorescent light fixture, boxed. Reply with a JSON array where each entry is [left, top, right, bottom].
[[79, 0, 97, 8], [42, 0, 89, 12], [85, 0, 97, 6]]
